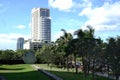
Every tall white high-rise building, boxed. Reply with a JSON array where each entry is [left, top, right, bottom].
[[31, 8, 51, 43], [17, 37, 24, 50]]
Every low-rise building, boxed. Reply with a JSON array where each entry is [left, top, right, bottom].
[[24, 40, 44, 51]]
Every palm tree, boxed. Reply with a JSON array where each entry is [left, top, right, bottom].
[[61, 29, 73, 71], [106, 37, 120, 80], [54, 38, 66, 67], [67, 38, 79, 74], [90, 38, 105, 80], [74, 28, 87, 77], [75, 25, 96, 77]]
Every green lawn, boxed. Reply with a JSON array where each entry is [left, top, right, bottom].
[[0, 64, 51, 80], [37, 64, 112, 80]]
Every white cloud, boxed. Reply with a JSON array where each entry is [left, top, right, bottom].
[[16, 25, 26, 29], [74, 0, 92, 8], [0, 33, 30, 50], [48, 0, 73, 11], [79, 1, 120, 31], [48, 0, 92, 11]]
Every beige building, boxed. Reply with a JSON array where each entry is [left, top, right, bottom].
[[24, 40, 43, 51], [31, 8, 51, 43], [23, 8, 51, 50]]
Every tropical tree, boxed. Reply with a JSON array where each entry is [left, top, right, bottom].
[[91, 38, 105, 80], [105, 37, 120, 80], [0, 49, 16, 60], [60, 29, 73, 71], [75, 26, 96, 77], [0, 50, 3, 60], [66, 38, 79, 74], [16, 49, 27, 60], [54, 36, 67, 67], [36, 43, 53, 64]]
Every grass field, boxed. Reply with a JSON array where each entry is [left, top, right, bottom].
[[0, 64, 113, 80], [0, 64, 51, 80], [37, 64, 112, 80]]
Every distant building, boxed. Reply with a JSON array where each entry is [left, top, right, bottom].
[[23, 8, 51, 50], [17, 37, 24, 50], [31, 8, 51, 43], [24, 40, 43, 51], [23, 40, 31, 50]]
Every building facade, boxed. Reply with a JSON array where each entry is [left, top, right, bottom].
[[17, 37, 24, 50], [31, 8, 51, 43], [24, 40, 43, 51]]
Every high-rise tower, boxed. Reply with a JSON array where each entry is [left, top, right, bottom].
[[17, 37, 24, 50], [31, 8, 51, 43]]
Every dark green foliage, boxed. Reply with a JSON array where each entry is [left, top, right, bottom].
[[105, 37, 120, 80], [0, 50, 16, 60], [0, 49, 32, 64], [1, 26, 119, 80], [36, 26, 120, 80]]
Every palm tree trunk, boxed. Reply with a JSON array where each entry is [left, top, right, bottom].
[[87, 55, 91, 75], [82, 55, 87, 78], [74, 54, 78, 74], [92, 58, 95, 80], [107, 63, 110, 80], [66, 56, 69, 72], [115, 74, 119, 80]]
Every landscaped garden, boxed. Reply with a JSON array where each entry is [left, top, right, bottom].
[[0, 64, 50, 80], [0, 64, 114, 80], [0, 26, 119, 80], [37, 64, 111, 80]]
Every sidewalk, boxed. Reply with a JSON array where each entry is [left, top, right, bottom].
[[96, 72, 120, 80], [31, 64, 63, 80]]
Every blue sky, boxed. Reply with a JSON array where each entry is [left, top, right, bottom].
[[0, 0, 120, 50]]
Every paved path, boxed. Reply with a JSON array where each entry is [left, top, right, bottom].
[[96, 72, 120, 80], [31, 64, 63, 80], [31, 65, 120, 80]]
